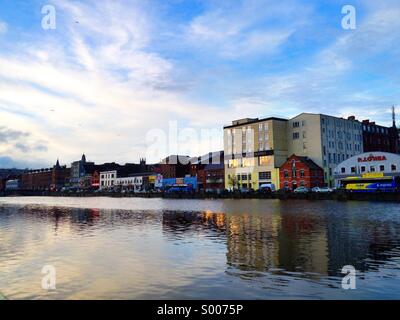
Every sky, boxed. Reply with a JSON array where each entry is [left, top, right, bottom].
[[0, 0, 399, 168]]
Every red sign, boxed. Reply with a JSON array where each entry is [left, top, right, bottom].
[[357, 155, 387, 163]]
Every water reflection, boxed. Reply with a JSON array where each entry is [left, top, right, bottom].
[[1, 199, 400, 299]]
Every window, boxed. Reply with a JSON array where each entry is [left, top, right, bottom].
[[248, 173, 252, 181], [237, 174, 241, 181], [351, 167, 356, 173], [293, 132, 300, 139], [259, 156, 271, 166], [241, 174, 247, 180], [300, 181, 305, 186], [293, 121, 300, 128], [284, 170, 289, 178], [300, 170, 305, 178], [361, 166, 366, 173], [259, 172, 271, 180], [341, 167, 346, 174], [370, 166, 376, 172], [302, 120, 306, 126], [380, 165, 385, 172], [302, 131, 306, 138], [391, 164, 397, 172]]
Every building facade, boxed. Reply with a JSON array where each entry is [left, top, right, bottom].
[[70, 154, 94, 186], [279, 155, 324, 190], [155, 155, 192, 179], [21, 160, 69, 191], [204, 163, 225, 193], [224, 117, 288, 190], [333, 152, 400, 185], [361, 119, 399, 154], [287, 114, 363, 187]]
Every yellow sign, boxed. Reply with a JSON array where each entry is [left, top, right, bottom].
[[362, 172, 384, 179], [149, 176, 156, 183]]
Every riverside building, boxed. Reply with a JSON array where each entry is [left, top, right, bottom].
[[223, 117, 288, 190], [287, 113, 363, 187], [224, 113, 365, 189]]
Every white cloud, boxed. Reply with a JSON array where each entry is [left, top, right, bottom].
[[1, 0, 400, 168]]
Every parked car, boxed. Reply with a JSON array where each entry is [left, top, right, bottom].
[[294, 186, 309, 193], [311, 187, 333, 193], [259, 183, 276, 193]]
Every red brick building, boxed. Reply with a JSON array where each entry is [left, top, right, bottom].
[[189, 151, 224, 192], [21, 160, 70, 191], [154, 155, 192, 178], [279, 155, 324, 190], [203, 163, 224, 193], [362, 119, 399, 154]]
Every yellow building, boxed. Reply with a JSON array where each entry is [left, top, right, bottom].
[[223, 117, 288, 190]]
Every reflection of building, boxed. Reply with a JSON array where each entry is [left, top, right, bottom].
[[277, 210, 328, 275], [226, 214, 281, 271], [279, 154, 324, 190], [224, 117, 288, 190]]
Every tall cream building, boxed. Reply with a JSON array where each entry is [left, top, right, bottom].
[[224, 117, 288, 190], [224, 113, 364, 189], [287, 113, 363, 187]]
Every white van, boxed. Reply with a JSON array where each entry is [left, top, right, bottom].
[[259, 183, 276, 192]]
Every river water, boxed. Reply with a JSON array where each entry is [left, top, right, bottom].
[[0, 196, 399, 300]]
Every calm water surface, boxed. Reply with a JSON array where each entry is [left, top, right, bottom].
[[0, 196, 400, 299]]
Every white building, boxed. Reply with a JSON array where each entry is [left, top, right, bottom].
[[115, 176, 143, 192], [99, 170, 117, 189], [333, 152, 400, 186]]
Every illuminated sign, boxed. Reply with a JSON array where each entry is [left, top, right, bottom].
[[362, 172, 384, 178], [357, 155, 387, 163]]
